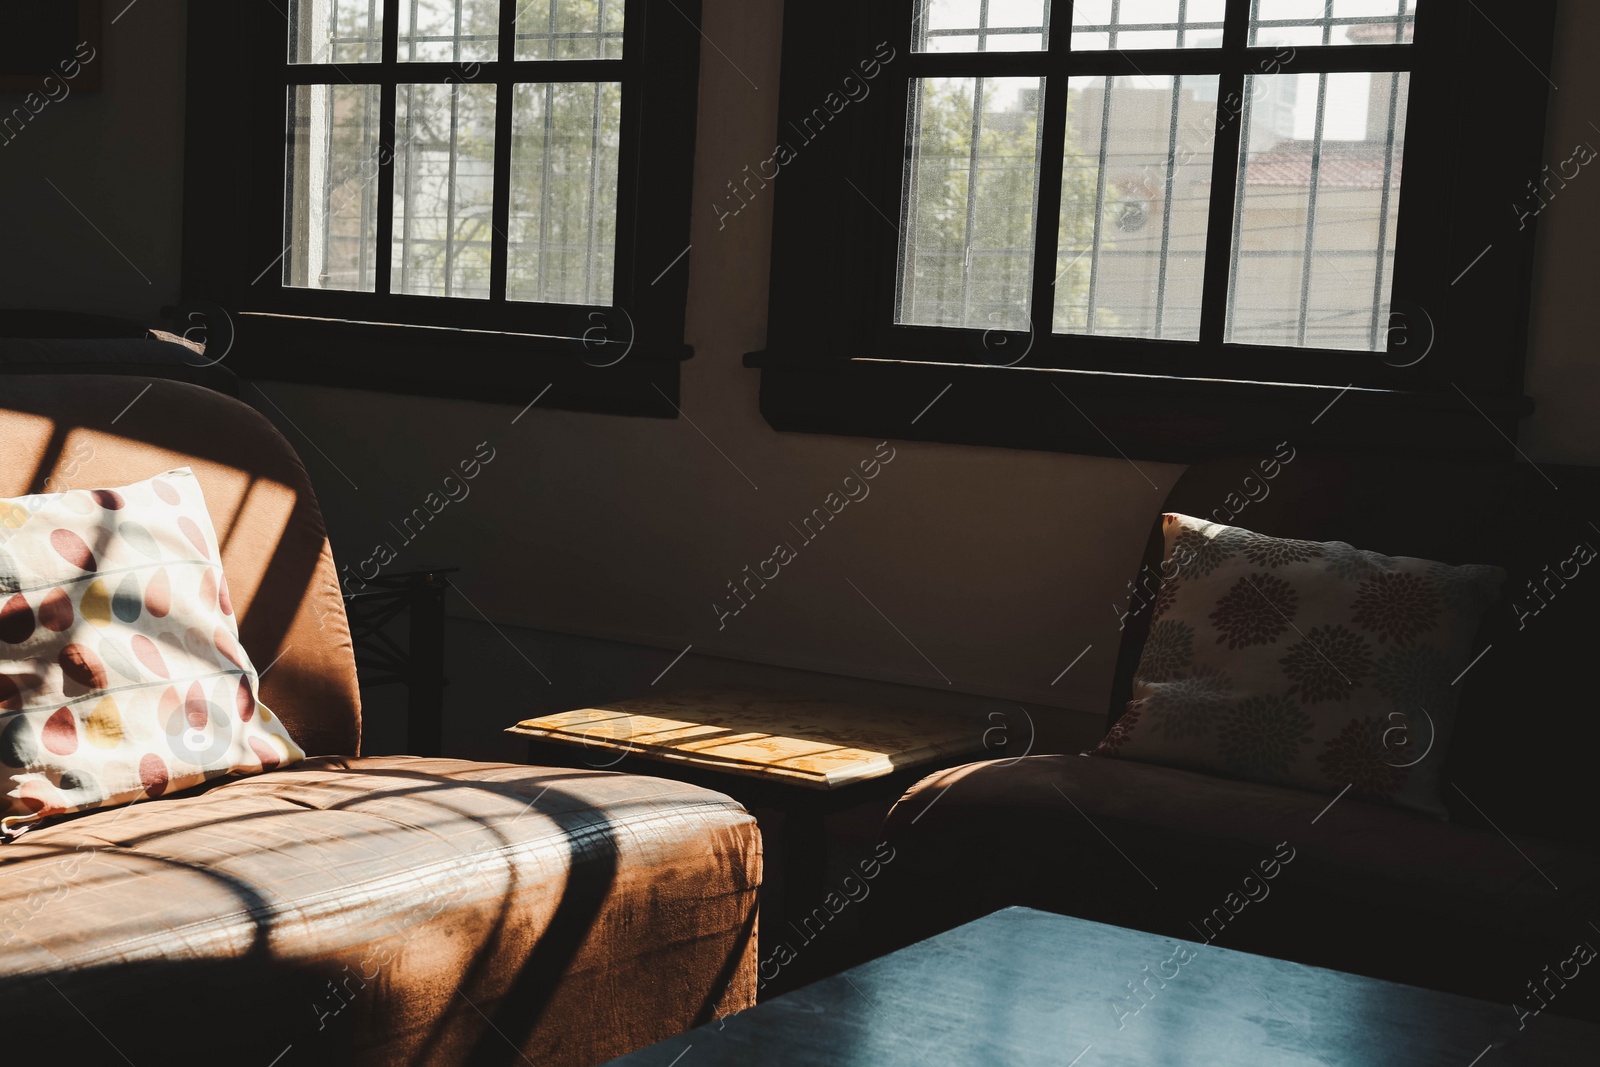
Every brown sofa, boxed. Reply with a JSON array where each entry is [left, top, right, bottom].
[[867, 453, 1600, 1021], [0, 376, 760, 1065]]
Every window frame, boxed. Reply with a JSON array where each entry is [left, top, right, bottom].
[[181, 0, 703, 415], [748, 0, 1556, 460]]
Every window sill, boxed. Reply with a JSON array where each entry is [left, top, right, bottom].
[[744, 354, 1533, 463], [224, 313, 689, 417]]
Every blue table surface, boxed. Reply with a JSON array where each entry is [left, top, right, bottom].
[[606, 907, 1600, 1066]]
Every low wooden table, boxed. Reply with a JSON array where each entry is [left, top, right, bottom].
[[507, 685, 995, 969], [605, 907, 1600, 1065]]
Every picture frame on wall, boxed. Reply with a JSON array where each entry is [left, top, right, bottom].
[[0, 0, 102, 94]]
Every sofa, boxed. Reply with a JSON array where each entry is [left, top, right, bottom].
[[867, 452, 1600, 1021], [0, 375, 761, 1065]]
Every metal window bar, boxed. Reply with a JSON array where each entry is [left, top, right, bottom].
[[319, 89, 336, 287], [586, 82, 604, 302], [1251, 16, 1416, 30], [310, 0, 384, 61], [954, 1, 995, 327], [898, 80, 927, 322], [399, 84, 416, 293], [538, 82, 557, 301], [1071, 10, 1228, 41], [359, 87, 376, 289], [922, 27, 1047, 38], [915, 0, 1051, 50], [959, 73, 989, 326], [1367, 68, 1403, 349], [1153, 74, 1185, 337], [1084, 75, 1117, 333], [1222, 5, 1257, 340], [510, 30, 626, 52], [1070, 22, 1227, 33], [445, 84, 461, 296], [1293, 7, 1335, 347]]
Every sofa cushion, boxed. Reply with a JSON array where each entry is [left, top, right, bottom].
[[1, 376, 361, 760], [2, 467, 306, 837], [1095, 513, 1503, 817], [867, 754, 1600, 1018], [0, 756, 760, 1066]]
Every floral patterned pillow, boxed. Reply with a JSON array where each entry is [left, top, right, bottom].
[[1093, 514, 1504, 817], [1, 468, 305, 838]]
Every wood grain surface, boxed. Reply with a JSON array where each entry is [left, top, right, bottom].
[[507, 686, 990, 789]]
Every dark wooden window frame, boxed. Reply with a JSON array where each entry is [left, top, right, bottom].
[[181, 0, 703, 416], [748, 0, 1559, 461]]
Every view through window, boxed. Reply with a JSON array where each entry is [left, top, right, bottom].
[[282, 0, 625, 306], [897, 0, 1418, 353]]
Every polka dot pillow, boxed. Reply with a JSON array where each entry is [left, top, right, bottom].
[[1093, 514, 1504, 817], [1, 468, 304, 839]]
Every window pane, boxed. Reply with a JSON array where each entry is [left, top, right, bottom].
[[517, 0, 626, 60], [289, 0, 383, 63], [391, 84, 498, 299], [1226, 71, 1410, 351], [1071, 0, 1227, 51], [914, 0, 1049, 53], [284, 84, 382, 292], [398, 0, 500, 63], [897, 77, 1045, 332], [507, 82, 623, 306], [1251, 0, 1418, 47], [1055, 75, 1219, 339]]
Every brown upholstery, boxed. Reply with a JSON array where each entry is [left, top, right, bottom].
[[1, 377, 761, 1065], [871, 754, 1600, 1019], [868, 453, 1600, 1020], [0, 758, 760, 1065], [0, 375, 360, 758]]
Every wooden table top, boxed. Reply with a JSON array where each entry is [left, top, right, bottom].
[[605, 907, 1600, 1066], [506, 685, 990, 790]]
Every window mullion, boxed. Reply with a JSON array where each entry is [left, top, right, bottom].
[[1027, 0, 1071, 346], [374, 0, 401, 297], [1196, 0, 1253, 346], [488, 0, 517, 303]]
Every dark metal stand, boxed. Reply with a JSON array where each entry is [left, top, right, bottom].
[[343, 567, 455, 757]]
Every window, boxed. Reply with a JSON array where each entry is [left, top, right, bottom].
[[752, 0, 1555, 460], [182, 1, 702, 414]]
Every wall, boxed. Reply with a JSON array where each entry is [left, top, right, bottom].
[[2, 0, 1596, 737], [0, 1, 186, 319], [1522, 0, 1600, 463]]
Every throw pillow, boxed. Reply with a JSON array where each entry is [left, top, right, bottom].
[[1, 468, 304, 838], [1092, 514, 1504, 817]]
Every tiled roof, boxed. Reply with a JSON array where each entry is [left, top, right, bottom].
[[1244, 143, 1402, 189]]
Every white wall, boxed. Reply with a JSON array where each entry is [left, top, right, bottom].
[[2, 0, 1596, 726]]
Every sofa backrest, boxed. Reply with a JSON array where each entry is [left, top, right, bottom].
[[1, 375, 361, 757], [1109, 451, 1599, 848]]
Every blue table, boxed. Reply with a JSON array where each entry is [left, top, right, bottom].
[[608, 907, 1599, 1065]]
